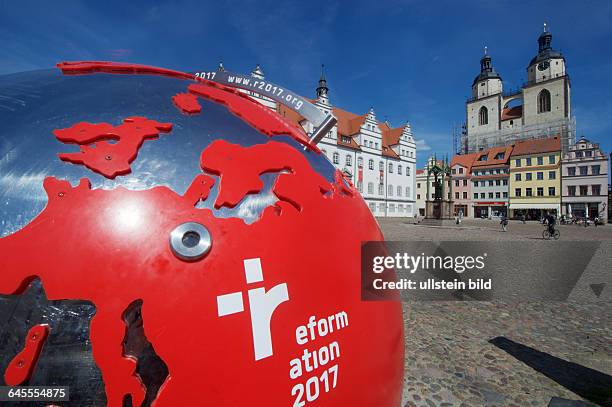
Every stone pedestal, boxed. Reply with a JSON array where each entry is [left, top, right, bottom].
[[426, 200, 454, 220]]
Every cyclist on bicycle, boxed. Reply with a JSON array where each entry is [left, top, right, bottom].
[[544, 211, 556, 235]]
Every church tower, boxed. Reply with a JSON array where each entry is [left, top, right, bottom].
[[522, 24, 572, 150], [465, 48, 503, 149], [315, 64, 330, 106]]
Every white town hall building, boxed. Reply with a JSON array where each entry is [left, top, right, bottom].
[[245, 65, 417, 217]]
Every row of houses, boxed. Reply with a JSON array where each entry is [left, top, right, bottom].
[[416, 136, 609, 222]]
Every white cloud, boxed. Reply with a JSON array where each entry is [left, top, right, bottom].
[[415, 139, 432, 151]]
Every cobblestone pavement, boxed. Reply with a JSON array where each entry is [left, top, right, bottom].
[[377, 219, 612, 407]]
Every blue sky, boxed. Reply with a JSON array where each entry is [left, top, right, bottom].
[[1, 0, 611, 167]]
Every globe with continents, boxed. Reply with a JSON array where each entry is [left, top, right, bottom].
[[0, 62, 403, 406]]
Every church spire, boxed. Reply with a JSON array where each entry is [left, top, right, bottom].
[[480, 46, 493, 73], [316, 64, 329, 98], [538, 22, 553, 52]]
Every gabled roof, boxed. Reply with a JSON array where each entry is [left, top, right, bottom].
[[471, 145, 514, 167], [510, 136, 561, 156], [450, 152, 479, 173], [277, 98, 410, 153]]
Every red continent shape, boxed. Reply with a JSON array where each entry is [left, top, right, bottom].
[[172, 93, 202, 114], [188, 83, 314, 150], [200, 140, 332, 209], [54, 117, 173, 179]]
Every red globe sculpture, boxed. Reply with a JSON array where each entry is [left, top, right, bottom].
[[0, 62, 403, 406]]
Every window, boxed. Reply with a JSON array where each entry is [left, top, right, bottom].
[[398, 165, 402, 175], [378, 184, 384, 195], [388, 185, 393, 196], [495, 179, 501, 186], [478, 154, 488, 161], [459, 168, 464, 174], [503, 179, 508, 186], [417, 182, 421, 188], [579, 166, 588, 176], [592, 165, 600, 175], [515, 188, 522, 197], [537, 172, 543, 180], [579, 185, 588, 196], [379, 162, 384, 171], [515, 159, 521, 167], [455, 192, 460, 199], [526, 173, 532, 181], [548, 155, 555, 164], [575, 151, 583, 158], [480, 193, 485, 199], [537, 187, 544, 197], [503, 192, 508, 198], [568, 167, 576, 176], [407, 166, 411, 176], [548, 187, 555, 196], [515, 173, 522, 181], [388, 163, 393, 173], [368, 159, 374, 170], [455, 180, 460, 187], [537, 89, 551, 113], [463, 180, 468, 186], [568, 186, 576, 196], [526, 188, 533, 197], [548, 171, 556, 179], [357, 181, 362, 192], [397, 186, 402, 196], [333, 152, 339, 164], [593, 185, 601, 195], [341, 136, 351, 144], [417, 194, 421, 199], [345, 155, 352, 166], [495, 192, 500, 198], [367, 182, 374, 194], [585, 150, 592, 157], [368, 203, 376, 212], [474, 193, 478, 199], [357, 157, 363, 168], [389, 204, 395, 213], [488, 192, 494, 198], [406, 187, 410, 197], [537, 156, 544, 165], [478, 106, 488, 125], [488, 180, 494, 186], [526, 158, 532, 166], [494, 152, 505, 160]]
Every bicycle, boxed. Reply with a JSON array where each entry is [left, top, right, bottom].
[[542, 226, 560, 240]]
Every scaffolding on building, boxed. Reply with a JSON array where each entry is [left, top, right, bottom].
[[461, 116, 576, 154]]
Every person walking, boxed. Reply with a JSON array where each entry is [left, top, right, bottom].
[[500, 214, 508, 232]]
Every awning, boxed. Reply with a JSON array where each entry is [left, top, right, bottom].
[[475, 202, 507, 206], [509, 203, 560, 209]]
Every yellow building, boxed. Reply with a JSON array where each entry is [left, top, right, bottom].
[[509, 136, 561, 219]]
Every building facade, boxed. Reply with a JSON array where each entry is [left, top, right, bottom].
[[509, 136, 562, 219], [561, 137, 609, 222], [415, 169, 428, 217], [470, 145, 513, 218], [450, 153, 478, 217], [277, 69, 417, 217], [463, 25, 574, 154]]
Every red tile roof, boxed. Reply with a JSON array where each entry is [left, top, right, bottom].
[[471, 145, 514, 167], [510, 136, 561, 156], [450, 152, 479, 173], [278, 99, 410, 153], [501, 105, 522, 121]]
